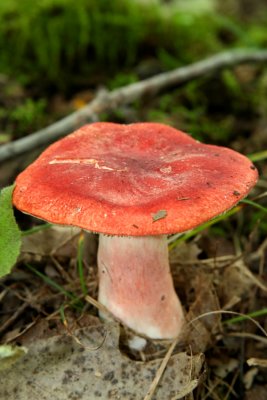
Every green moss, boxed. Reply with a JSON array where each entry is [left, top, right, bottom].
[[9, 98, 47, 135], [0, 0, 266, 92], [0, 0, 156, 88], [0, 98, 47, 138], [0, 0, 227, 90], [0, 0, 267, 146]]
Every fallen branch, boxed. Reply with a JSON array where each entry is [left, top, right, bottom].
[[1, 48, 267, 162]]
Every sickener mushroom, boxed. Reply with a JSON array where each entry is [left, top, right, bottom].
[[13, 122, 258, 339]]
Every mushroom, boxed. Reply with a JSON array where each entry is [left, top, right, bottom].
[[13, 122, 258, 339]]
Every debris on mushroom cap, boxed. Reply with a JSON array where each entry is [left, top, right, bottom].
[[13, 122, 258, 236]]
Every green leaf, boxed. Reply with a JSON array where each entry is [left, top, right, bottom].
[[0, 344, 28, 371], [0, 185, 21, 277]]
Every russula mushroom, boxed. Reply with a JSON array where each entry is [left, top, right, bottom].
[[13, 122, 258, 339]]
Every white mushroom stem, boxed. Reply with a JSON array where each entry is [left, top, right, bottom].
[[97, 234, 184, 339]]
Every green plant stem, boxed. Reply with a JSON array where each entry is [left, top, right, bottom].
[[77, 235, 87, 296], [25, 263, 83, 310], [241, 198, 267, 213], [60, 305, 67, 324], [168, 205, 241, 251], [224, 308, 267, 325], [21, 223, 52, 236], [248, 150, 267, 162]]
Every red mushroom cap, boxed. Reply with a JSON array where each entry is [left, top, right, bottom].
[[13, 122, 258, 235]]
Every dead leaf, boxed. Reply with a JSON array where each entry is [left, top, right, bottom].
[[213, 358, 239, 379], [221, 264, 255, 306], [0, 323, 204, 400], [244, 384, 267, 400], [20, 226, 81, 260], [152, 210, 167, 222], [243, 367, 258, 390], [247, 357, 267, 368], [181, 271, 221, 353], [169, 241, 201, 264], [171, 379, 199, 399]]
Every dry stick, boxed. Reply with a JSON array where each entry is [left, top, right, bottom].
[[228, 331, 267, 345], [85, 294, 113, 317], [1, 48, 267, 163], [143, 336, 179, 400], [4, 320, 37, 344], [0, 302, 28, 335]]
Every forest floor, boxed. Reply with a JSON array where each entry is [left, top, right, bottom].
[[0, 1, 267, 399]]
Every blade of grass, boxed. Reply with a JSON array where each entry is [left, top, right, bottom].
[[25, 263, 83, 310], [241, 198, 267, 213], [169, 194, 266, 251], [59, 304, 66, 324], [77, 234, 87, 296], [168, 205, 242, 251], [223, 308, 267, 325], [21, 223, 52, 236], [189, 310, 267, 337], [248, 150, 267, 162]]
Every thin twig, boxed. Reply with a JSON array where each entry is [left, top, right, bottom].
[[227, 331, 267, 345], [85, 294, 113, 317], [61, 310, 107, 351], [143, 336, 179, 400], [170, 345, 199, 400], [4, 319, 37, 344], [1, 49, 267, 162], [0, 302, 28, 335]]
